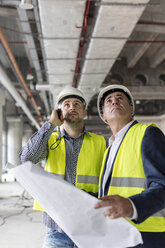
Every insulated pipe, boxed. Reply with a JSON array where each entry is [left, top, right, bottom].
[[0, 28, 43, 123], [0, 66, 40, 130]]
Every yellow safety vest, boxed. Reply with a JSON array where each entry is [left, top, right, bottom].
[[34, 132, 106, 211], [99, 123, 165, 232]]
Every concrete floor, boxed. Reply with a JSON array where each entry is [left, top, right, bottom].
[[0, 179, 46, 248]]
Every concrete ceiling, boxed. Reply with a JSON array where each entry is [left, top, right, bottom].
[[0, 0, 165, 135]]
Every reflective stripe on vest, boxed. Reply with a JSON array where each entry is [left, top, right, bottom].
[[34, 131, 106, 211], [99, 122, 165, 232], [110, 177, 147, 188], [50, 174, 99, 185], [77, 175, 99, 185]]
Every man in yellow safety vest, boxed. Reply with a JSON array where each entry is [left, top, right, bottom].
[[20, 86, 106, 248], [94, 84, 165, 248]]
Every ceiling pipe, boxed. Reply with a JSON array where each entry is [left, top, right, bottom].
[[72, 0, 91, 87], [127, 40, 165, 44], [17, 7, 50, 116], [0, 28, 43, 123], [0, 66, 40, 130], [0, 1, 50, 115], [32, 0, 52, 113], [8, 39, 165, 44], [36, 84, 51, 91], [8, 41, 39, 44], [138, 21, 165, 26]]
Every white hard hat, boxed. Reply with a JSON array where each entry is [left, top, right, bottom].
[[56, 86, 87, 108], [97, 84, 135, 123]]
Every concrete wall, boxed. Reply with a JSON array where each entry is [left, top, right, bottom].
[[136, 114, 165, 134]]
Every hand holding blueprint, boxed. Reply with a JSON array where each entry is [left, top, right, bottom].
[[8, 162, 143, 248]]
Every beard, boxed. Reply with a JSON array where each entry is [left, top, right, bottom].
[[64, 111, 82, 124]]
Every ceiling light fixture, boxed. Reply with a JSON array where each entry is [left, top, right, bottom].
[[26, 73, 34, 81], [19, 0, 34, 10], [136, 100, 141, 105]]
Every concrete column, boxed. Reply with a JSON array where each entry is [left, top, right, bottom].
[[7, 117, 23, 166], [22, 124, 33, 146], [0, 90, 5, 182]]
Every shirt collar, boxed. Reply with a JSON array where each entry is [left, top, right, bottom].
[[57, 127, 91, 140], [109, 120, 135, 146]]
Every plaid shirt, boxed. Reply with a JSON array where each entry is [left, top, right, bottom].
[[19, 121, 91, 232]]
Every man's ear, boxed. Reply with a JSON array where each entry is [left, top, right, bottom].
[[83, 109, 87, 118], [131, 106, 134, 118]]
